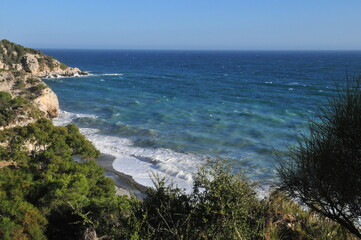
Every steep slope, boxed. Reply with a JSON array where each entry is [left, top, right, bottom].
[[0, 40, 87, 129]]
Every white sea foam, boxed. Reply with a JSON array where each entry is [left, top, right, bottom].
[[53, 110, 273, 196], [103, 73, 124, 76], [53, 110, 98, 126], [53, 110, 204, 191], [288, 82, 299, 85], [44, 73, 95, 80], [44, 73, 95, 79]]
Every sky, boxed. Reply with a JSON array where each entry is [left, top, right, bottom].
[[1, 0, 361, 50]]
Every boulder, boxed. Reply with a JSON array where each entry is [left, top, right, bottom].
[[33, 87, 59, 118], [22, 54, 39, 74]]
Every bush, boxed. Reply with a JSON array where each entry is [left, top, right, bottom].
[[263, 191, 356, 240], [14, 79, 26, 90], [0, 91, 30, 126], [277, 77, 361, 239], [0, 119, 113, 239], [137, 160, 264, 240], [0, 92, 12, 106], [60, 63, 68, 70], [30, 83, 47, 96], [26, 77, 40, 85]]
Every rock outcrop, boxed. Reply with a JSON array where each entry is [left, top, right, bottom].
[[21, 53, 87, 78], [33, 86, 59, 118], [0, 39, 86, 129], [22, 53, 39, 73], [0, 39, 87, 78], [0, 71, 59, 127]]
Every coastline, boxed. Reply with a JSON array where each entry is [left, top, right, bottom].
[[95, 153, 148, 200], [51, 110, 150, 200]]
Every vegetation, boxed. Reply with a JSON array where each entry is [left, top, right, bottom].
[[277, 77, 361, 239], [0, 123, 356, 240], [26, 77, 40, 85], [0, 119, 117, 239], [0, 39, 41, 66], [264, 192, 355, 240], [0, 91, 31, 126], [60, 62, 68, 70], [0, 39, 62, 72], [30, 83, 48, 96], [38, 55, 56, 71], [135, 162, 264, 240]]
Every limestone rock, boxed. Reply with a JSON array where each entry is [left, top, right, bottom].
[[33, 87, 59, 118], [0, 40, 88, 129], [12, 63, 23, 71], [0, 60, 5, 69], [22, 53, 39, 74]]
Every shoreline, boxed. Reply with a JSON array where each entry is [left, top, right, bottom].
[[95, 153, 148, 200]]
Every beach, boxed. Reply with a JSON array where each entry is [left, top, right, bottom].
[[95, 153, 147, 200]]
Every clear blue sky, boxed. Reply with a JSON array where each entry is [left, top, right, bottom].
[[1, 0, 361, 50]]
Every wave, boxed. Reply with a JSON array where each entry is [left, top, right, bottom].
[[53, 110, 274, 196], [44, 72, 95, 79], [53, 110, 204, 191], [52, 110, 98, 126], [102, 73, 124, 76]]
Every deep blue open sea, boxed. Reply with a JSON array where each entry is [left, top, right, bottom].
[[43, 50, 361, 192]]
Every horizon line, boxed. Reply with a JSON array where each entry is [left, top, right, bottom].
[[38, 48, 361, 52]]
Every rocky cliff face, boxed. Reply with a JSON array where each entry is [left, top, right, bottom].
[[0, 39, 87, 78], [0, 39, 85, 129], [0, 71, 59, 129], [21, 53, 87, 78]]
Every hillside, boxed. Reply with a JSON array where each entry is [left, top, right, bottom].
[[0, 40, 87, 129], [0, 39, 87, 77]]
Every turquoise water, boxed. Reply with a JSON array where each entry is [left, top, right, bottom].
[[43, 50, 361, 190]]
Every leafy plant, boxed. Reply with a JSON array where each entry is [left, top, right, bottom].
[[277, 77, 361, 239]]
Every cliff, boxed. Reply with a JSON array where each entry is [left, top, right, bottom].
[[0, 39, 86, 129]]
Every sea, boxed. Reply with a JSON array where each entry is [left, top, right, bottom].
[[42, 49, 361, 194]]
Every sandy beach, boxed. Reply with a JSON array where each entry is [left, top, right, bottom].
[[95, 153, 148, 200]]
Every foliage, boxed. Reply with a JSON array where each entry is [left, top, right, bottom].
[[136, 160, 264, 240], [60, 63, 68, 70], [0, 39, 41, 65], [0, 119, 121, 239], [38, 55, 56, 70], [277, 77, 361, 239], [26, 77, 40, 85], [29, 83, 47, 96], [14, 79, 26, 90], [192, 162, 264, 239], [0, 91, 31, 126], [263, 191, 357, 240]]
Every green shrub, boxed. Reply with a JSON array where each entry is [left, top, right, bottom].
[[0, 119, 112, 239], [277, 77, 361, 239], [30, 83, 47, 96], [264, 191, 356, 240], [0, 92, 12, 106], [60, 63, 68, 70], [26, 77, 40, 85], [0, 92, 30, 126], [136, 160, 264, 240], [14, 79, 26, 90]]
